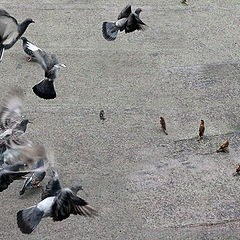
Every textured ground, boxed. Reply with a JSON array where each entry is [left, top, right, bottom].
[[1, 0, 240, 239]]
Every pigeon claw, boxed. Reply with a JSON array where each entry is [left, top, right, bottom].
[[27, 57, 32, 62]]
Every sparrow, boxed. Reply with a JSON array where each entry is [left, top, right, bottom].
[[216, 139, 229, 153], [160, 117, 168, 135], [198, 120, 205, 142]]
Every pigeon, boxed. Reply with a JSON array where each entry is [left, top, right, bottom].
[[198, 120, 205, 142], [102, 4, 146, 41], [216, 139, 229, 153], [17, 167, 97, 234], [160, 117, 168, 135], [0, 89, 32, 157], [20, 37, 44, 62], [0, 9, 34, 62], [181, 0, 189, 5], [99, 110, 106, 121], [0, 161, 31, 192], [32, 51, 66, 99], [19, 159, 46, 195]]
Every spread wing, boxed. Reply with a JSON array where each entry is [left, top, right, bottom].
[[0, 89, 23, 130], [0, 169, 31, 192], [41, 168, 61, 200], [0, 9, 19, 45], [118, 4, 132, 20], [34, 49, 51, 72], [52, 189, 97, 221]]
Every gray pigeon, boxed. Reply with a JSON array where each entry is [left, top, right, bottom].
[[0, 161, 31, 192], [102, 4, 146, 41], [17, 167, 97, 234], [19, 159, 46, 195], [0, 90, 32, 160], [0, 9, 34, 62], [32, 51, 66, 99]]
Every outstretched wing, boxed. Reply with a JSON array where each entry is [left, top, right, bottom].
[[51, 189, 97, 221], [0, 9, 19, 45], [0, 169, 31, 192], [41, 168, 61, 200], [0, 89, 23, 130], [118, 4, 132, 20], [34, 49, 51, 72]]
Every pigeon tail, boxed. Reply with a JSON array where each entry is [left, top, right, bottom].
[[17, 206, 43, 234], [0, 47, 4, 62], [32, 79, 56, 100], [102, 22, 119, 41]]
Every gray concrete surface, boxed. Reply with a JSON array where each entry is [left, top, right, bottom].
[[1, 0, 240, 239]]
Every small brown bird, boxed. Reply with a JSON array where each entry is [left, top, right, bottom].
[[99, 110, 105, 121], [198, 120, 205, 142], [233, 164, 240, 176], [216, 139, 229, 152], [160, 117, 168, 135], [181, 0, 189, 5]]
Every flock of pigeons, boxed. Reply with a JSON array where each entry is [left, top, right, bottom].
[[0, 90, 97, 234]]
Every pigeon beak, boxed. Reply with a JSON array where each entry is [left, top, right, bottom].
[[28, 120, 33, 123], [32, 20, 35, 23]]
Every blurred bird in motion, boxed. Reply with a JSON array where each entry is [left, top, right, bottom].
[[102, 4, 146, 41], [233, 164, 240, 176]]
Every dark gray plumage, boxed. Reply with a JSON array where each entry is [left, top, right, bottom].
[[0, 9, 34, 62], [19, 159, 46, 195], [102, 4, 146, 41], [17, 167, 97, 234], [20, 36, 43, 62], [0, 161, 31, 192], [32, 51, 66, 100]]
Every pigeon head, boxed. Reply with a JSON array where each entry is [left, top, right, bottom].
[[21, 119, 32, 125], [200, 120, 204, 124], [20, 36, 27, 42], [135, 8, 142, 16], [71, 184, 83, 194], [19, 18, 35, 35], [24, 18, 35, 24], [12, 161, 27, 170]]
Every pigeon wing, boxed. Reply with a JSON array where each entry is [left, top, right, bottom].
[[41, 168, 61, 200], [51, 189, 97, 221], [118, 4, 132, 20], [0, 9, 19, 45], [34, 49, 51, 72], [125, 13, 146, 33], [0, 89, 23, 130], [0, 169, 31, 192]]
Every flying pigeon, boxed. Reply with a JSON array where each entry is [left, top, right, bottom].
[[19, 159, 46, 195], [32, 51, 66, 99], [20, 37, 44, 62], [160, 117, 168, 135], [0, 9, 34, 62], [17, 167, 97, 234], [0, 89, 32, 156], [102, 4, 146, 41], [181, 0, 189, 5], [198, 120, 205, 142], [0, 161, 31, 192]]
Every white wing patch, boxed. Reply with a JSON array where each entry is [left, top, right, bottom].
[[26, 42, 41, 52]]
